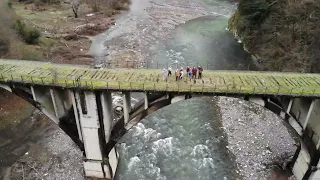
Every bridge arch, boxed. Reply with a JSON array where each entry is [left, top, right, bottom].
[[0, 83, 83, 147], [1, 59, 320, 179], [109, 91, 320, 179]]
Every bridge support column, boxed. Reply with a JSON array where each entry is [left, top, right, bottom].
[[75, 91, 105, 178], [50, 89, 60, 119], [303, 99, 316, 130], [144, 92, 148, 110], [123, 92, 131, 124], [101, 91, 113, 142], [30, 86, 37, 101], [287, 98, 294, 114], [69, 90, 83, 142], [74, 91, 119, 179], [50, 88, 68, 119]]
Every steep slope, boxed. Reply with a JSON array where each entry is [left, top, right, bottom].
[[228, 0, 320, 72]]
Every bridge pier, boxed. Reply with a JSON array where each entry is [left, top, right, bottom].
[[307, 139, 320, 179], [123, 92, 131, 124], [101, 91, 114, 142], [75, 91, 104, 178], [73, 90, 118, 179]]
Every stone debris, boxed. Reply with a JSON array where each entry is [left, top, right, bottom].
[[9, 125, 85, 180], [217, 97, 298, 180]]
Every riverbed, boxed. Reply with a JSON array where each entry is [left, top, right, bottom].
[[90, 0, 251, 70], [115, 97, 298, 180]]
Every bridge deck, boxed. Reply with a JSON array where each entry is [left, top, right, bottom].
[[1, 59, 320, 97]]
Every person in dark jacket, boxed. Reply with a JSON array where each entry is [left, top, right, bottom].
[[198, 66, 203, 79]]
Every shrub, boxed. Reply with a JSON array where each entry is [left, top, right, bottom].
[[13, 20, 41, 44], [25, 29, 41, 44], [7, 2, 12, 8]]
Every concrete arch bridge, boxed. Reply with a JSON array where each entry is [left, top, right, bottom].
[[0, 59, 320, 179]]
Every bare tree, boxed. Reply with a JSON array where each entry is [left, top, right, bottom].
[[71, 0, 81, 18]]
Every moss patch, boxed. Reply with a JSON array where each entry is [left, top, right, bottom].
[[1, 60, 320, 97]]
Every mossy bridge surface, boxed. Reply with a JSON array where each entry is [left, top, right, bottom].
[[1, 59, 320, 97]]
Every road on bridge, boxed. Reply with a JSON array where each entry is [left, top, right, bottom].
[[0, 59, 320, 97]]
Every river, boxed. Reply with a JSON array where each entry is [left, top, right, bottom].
[[90, 0, 251, 70], [115, 97, 298, 180], [90, 0, 297, 179]]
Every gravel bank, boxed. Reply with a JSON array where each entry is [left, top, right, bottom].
[[217, 97, 298, 179], [7, 124, 85, 180]]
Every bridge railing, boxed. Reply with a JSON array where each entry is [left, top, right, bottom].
[[1, 73, 320, 97], [106, 60, 254, 71]]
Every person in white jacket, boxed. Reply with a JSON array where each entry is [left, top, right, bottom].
[[162, 68, 167, 81], [168, 66, 172, 76]]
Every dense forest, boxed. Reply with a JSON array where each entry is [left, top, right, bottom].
[[228, 0, 320, 73]]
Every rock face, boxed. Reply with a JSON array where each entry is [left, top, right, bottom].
[[228, 0, 320, 73]]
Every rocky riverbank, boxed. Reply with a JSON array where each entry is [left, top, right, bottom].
[[0, 90, 84, 180]]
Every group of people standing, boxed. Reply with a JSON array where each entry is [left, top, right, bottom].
[[162, 65, 203, 81]]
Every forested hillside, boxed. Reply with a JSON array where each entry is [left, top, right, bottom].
[[228, 0, 320, 72]]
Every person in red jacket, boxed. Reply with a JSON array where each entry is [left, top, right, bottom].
[[192, 67, 197, 79], [186, 66, 190, 74]]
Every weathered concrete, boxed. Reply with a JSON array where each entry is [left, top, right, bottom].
[[303, 99, 316, 130], [69, 90, 83, 142], [1, 59, 320, 179], [75, 91, 102, 161], [101, 91, 114, 142], [30, 86, 37, 101], [293, 142, 310, 180], [1, 59, 320, 97], [287, 98, 294, 114], [123, 92, 131, 124], [144, 92, 148, 110], [0, 83, 12, 92], [50, 89, 60, 119]]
